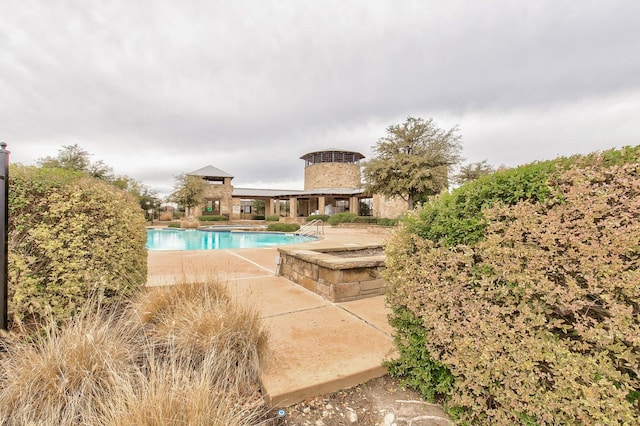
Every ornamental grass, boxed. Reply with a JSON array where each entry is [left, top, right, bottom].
[[0, 279, 271, 426]]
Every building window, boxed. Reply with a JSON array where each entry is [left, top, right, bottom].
[[335, 199, 349, 213]]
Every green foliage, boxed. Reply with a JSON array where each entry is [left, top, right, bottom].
[[266, 223, 300, 232], [167, 222, 181, 228], [327, 212, 357, 225], [385, 147, 640, 424], [251, 215, 265, 220], [306, 214, 330, 222], [266, 215, 281, 222], [363, 116, 462, 209], [352, 216, 379, 224], [38, 144, 115, 181], [8, 165, 147, 326], [386, 305, 455, 401], [377, 218, 399, 226], [169, 174, 208, 213], [406, 160, 557, 247], [453, 160, 495, 186], [197, 215, 228, 222]]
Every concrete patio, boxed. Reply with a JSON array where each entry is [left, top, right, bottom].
[[146, 225, 397, 406]]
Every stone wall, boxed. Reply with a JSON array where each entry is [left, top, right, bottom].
[[277, 246, 387, 302], [373, 193, 407, 218], [304, 163, 361, 190]]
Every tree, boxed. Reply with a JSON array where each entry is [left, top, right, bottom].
[[454, 160, 495, 186], [168, 174, 209, 217], [38, 144, 114, 180], [363, 116, 462, 209]]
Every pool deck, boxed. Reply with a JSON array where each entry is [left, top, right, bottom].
[[146, 225, 397, 407]]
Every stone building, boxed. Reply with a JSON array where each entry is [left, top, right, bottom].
[[189, 148, 406, 221]]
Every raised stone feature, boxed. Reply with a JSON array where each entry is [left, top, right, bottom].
[[277, 245, 387, 302], [301, 149, 364, 191]]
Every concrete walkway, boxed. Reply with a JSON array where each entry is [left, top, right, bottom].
[[146, 226, 397, 407]]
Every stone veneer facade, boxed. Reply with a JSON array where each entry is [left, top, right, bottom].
[[304, 162, 361, 190], [277, 246, 387, 302]]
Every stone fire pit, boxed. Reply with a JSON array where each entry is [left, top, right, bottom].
[[277, 245, 387, 302]]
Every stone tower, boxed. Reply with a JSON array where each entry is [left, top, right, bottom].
[[301, 149, 364, 190]]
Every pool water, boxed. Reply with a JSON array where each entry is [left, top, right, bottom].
[[146, 229, 315, 251]]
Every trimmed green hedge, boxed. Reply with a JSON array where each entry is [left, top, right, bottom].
[[385, 146, 640, 424], [266, 215, 280, 222], [8, 166, 148, 326], [306, 214, 330, 222], [197, 215, 228, 222], [266, 223, 300, 233], [327, 212, 357, 225]]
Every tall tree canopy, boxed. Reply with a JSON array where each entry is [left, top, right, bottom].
[[38, 144, 158, 210], [38, 144, 114, 180], [363, 116, 462, 209], [169, 174, 209, 217], [454, 160, 495, 186]]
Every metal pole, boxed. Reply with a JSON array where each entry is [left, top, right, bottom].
[[0, 142, 9, 330]]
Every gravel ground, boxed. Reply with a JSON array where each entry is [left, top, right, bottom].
[[269, 375, 451, 426]]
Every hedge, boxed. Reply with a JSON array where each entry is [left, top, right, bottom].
[[327, 212, 357, 225], [266, 223, 300, 233], [385, 146, 640, 424], [306, 214, 330, 222], [8, 166, 148, 326], [197, 215, 228, 222]]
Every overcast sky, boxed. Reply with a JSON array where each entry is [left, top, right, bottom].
[[2, 1, 640, 196]]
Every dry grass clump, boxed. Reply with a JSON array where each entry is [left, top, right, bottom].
[[132, 281, 268, 395], [0, 279, 271, 425]]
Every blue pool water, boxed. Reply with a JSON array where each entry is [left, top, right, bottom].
[[146, 229, 315, 251]]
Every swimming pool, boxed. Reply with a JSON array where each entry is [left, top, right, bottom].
[[146, 229, 315, 251]]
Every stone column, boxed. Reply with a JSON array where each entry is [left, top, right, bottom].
[[349, 196, 359, 214], [289, 197, 297, 218], [274, 199, 281, 216], [266, 198, 273, 216], [318, 196, 326, 215]]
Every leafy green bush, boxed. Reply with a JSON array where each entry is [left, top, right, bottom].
[[306, 214, 330, 222], [353, 216, 378, 224], [327, 212, 357, 226], [251, 215, 265, 220], [377, 218, 399, 226], [266, 223, 300, 233], [197, 215, 228, 222], [8, 166, 147, 326], [266, 215, 280, 222], [167, 222, 181, 228], [386, 147, 640, 424]]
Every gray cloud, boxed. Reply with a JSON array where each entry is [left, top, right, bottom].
[[2, 0, 640, 196]]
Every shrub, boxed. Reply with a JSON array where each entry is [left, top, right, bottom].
[[377, 217, 399, 226], [180, 218, 199, 229], [266, 215, 280, 222], [251, 215, 265, 220], [386, 147, 640, 424], [327, 212, 357, 225], [167, 222, 181, 228], [158, 211, 173, 221], [266, 223, 300, 233], [8, 166, 147, 326], [353, 216, 378, 224], [0, 279, 270, 425], [198, 215, 228, 222], [306, 214, 330, 222]]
